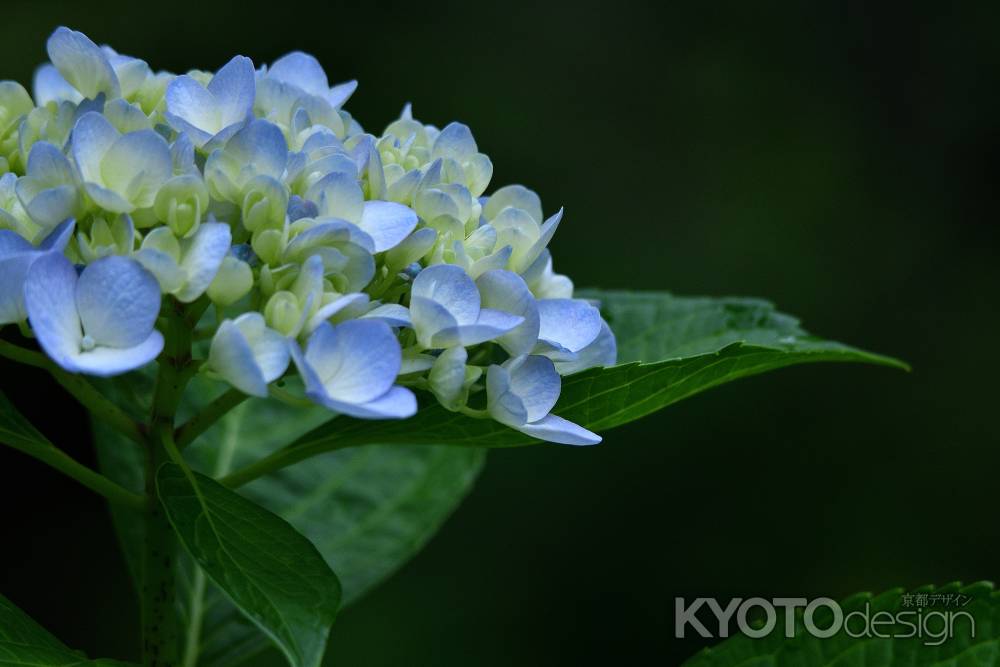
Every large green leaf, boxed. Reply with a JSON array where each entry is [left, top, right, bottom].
[[179, 393, 485, 667], [683, 582, 999, 666], [94, 375, 486, 667], [0, 592, 137, 666], [94, 289, 902, 665], [156, 463, 342, 667], [276, 290, 906, 459]]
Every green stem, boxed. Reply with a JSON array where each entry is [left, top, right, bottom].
[[174, 388, 248, 449], [142, 301, 196, 667], [268, 384, 314, 408], [141, 430, 179, 667], [220, 438, 351, 488], [3, 436, 146, 510], [181, 568, 206, 667], [0, 339, 146, 446], [458, 406, 489, 419]]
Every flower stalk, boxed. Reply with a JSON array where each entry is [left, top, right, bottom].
[[141, 300, 195, 667]]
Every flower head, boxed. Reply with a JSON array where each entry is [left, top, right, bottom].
[[0, 26, 617, 442]]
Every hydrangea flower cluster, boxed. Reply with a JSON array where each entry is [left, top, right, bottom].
[[0, 27, 616, 445]]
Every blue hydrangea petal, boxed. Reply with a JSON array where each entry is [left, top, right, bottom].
[[207, 55, 255, 127], [23, 252, 83, 368], [75, 255, 160, 348], [515, 414, 601, 446], [358, 201, 418, 253], [175, 222, 232, 302], [304, 319, 401, 404], [46, 27, 120, 100]]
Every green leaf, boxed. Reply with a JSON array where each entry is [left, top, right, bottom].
[[0, 389, 51, 451], [93, 290, 903, 665], [280, 290, 906, 457], [94, 374, 485, 667], [0, 592, 137, 666], [156, 462, 342, 667], [683, 582, 999, 666], [180, 393, 485, 667]]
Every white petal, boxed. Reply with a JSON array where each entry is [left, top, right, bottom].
[[284, 220, 375, 261], [100, 130, 172, 208], [555, 321, 618, 375], [476, 269, 539, 355], [358, 201, 418, 253], [75, 256, 160, 348], [209, 318, 268, 397], [505, 354, 560, 423], [171, 134, 197, 174], [24, 252, 82, 368], [23, 187, 70, 236], [435, 308, 524, 347], [134, 248, 186, 294], [208, 55, 256, 127], [175, 223, 232, 302], [46, 27, 120, 99], [289, 339, 326, 403], [469, 246, 512, 279], [429, 346, 467, 409], [224, 119, 287, 180], [521, 208, 563, 270], [268, 52, 328, 97], [105, 50, 151, 98], [67, 331, 164, 377], [360, 303, 411, 328], [308, 172, 364, 223], [0, 230, 33, 257], [411, 263, 480, 325], [305, 320, 401, 403], [0, 253, 35, 325], [37, 218, 77, 252], [103, 98, 153, 133], [326, 80, 357, 109], [485, 363, 527, 427], [410, 296, 458, 348], [71, 111, 119, 185], [24, 140, 75, 186], [400, 350, 435, 374], [537, 298, 602, 354], [516, 414, 601, 446], [165, 75, 218, 145], [483, 184, 543, 224], [324, 386, 416, 419], [431, 122, 476, 162], [83, 182, 135, 214], [244, 319, 290, 382], [33, 64, 83, 105], [306, 292, 369, 333]]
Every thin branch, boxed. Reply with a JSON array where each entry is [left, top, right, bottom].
[[0, 339, 147, 446], [174, 388, 248, 449], [219, 438, 352, 488], [2, 434, 147, 511]]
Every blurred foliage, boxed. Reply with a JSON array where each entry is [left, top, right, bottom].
[[0, 1, 997, 664]]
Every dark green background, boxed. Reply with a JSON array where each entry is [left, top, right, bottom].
[[1, 1, 997, 664]]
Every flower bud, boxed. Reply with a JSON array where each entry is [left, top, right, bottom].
[[207, 255, 253, 306], [77, 214, 134, 263], [0, 82, 32, 139], [264, 290, 303, 337], [241, 175, 288, 233], [428, 346, 482, 411], [251, 226, 287, 266], [154, 174, 209, 238]]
